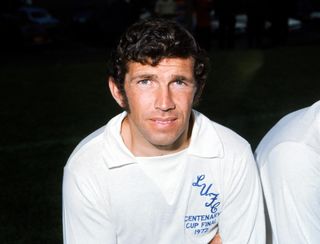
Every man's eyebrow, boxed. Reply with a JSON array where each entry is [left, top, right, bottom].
[[172, 75, 194, 82], [130, 74, 157, 81], [129, 74, 194, 82], [173, 75, 187, 80]]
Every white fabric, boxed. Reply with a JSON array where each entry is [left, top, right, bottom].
[[63, 110, 265, 244], [136, 149, 188, 205], [255, 100, 320, 244]]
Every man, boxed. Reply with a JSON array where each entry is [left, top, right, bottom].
[[255, 100, 320, 244], [63, 18, 265, 244]]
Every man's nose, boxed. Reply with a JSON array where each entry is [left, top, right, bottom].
[[154, 86, 176, 111]]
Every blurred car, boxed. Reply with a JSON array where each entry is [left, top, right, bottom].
[[0, 6, 60, 47], [210, 12, 302, 34], [1, 12, 49, 47], [210, 12, 249, 34], [17, 6, 60, 26], [69, 2, 138, 47], [288, 18, 302, 31]]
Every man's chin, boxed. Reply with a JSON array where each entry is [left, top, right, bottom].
[[150, 137, 185, 152]]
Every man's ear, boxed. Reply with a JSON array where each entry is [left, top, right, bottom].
[[108, 77, 125, 108]]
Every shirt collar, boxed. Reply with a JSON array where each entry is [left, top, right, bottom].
[[103, 110, 224, 169], [188, 110, 224, 158], [103, 112, 136, 168]]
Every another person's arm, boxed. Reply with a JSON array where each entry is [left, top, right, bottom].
[[209, 233, 222, 244], [260, 142, 320, 244]]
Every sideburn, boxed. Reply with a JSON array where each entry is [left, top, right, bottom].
[[119, 86, 130, 112]]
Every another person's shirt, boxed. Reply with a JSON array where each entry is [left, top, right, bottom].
[[63, 110, 265, 244], [255, 100, 320, 244]]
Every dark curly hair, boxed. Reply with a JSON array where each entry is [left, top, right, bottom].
[[108, 18, 209, 109]]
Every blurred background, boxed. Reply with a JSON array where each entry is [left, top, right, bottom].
[[1, 0, 320, 243]]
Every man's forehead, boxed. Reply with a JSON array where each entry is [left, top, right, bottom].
[[126, 57, 195, 70]]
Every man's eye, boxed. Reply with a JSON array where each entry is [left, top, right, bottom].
[[138, 79, 151, 85], [174, 80, 185, 85]]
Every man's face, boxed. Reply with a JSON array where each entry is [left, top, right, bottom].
[[117, 57, 197, 156]]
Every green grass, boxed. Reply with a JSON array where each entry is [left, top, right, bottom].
[[1, 44, 319, 243], [202, 45, 320, 146]]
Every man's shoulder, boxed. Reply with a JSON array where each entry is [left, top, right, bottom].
[[194, 111, 251, 155], [64, 113, 125, 173], [65, 125, 107, 173], [256, 101, 320, 166]]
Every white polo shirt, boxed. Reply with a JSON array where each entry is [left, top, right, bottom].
[[63, 110, 265, 244], [255, 100, 320, 244]]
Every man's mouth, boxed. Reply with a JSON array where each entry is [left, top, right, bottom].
[[151, 117, 177, 125]]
